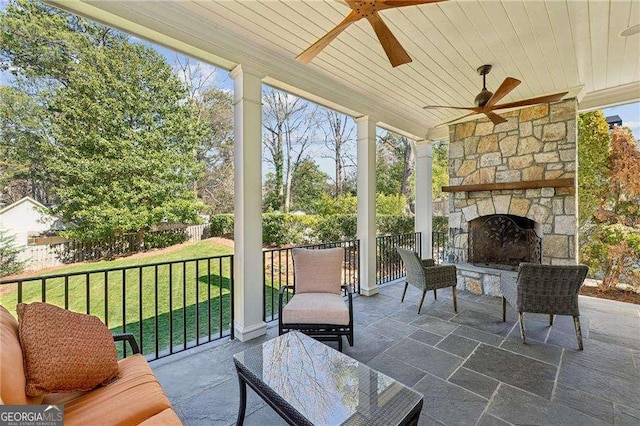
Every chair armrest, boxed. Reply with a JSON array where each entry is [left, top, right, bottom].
[[341, 284, 354, 294], [113, 333, 140, 354], [424, 265, 458, 287], [279, 285, 295, 296], [421, 259, 436, 268]]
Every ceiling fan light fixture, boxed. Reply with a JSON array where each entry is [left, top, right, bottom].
[[619, 23, 640, 37], [475, 88, 493, 107]]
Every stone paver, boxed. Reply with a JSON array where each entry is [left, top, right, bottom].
[[151, 281, 640, 425]]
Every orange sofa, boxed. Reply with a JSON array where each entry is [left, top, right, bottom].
[[0, 305, 181, 425]]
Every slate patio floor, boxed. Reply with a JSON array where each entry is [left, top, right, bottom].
[[152, 280, 640, 425]]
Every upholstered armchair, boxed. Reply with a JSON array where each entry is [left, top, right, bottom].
[[396, 247, 458, 314], [278, 247, 354, 352], [501, 263, 588, 350]]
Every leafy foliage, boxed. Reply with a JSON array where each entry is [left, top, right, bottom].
[[376, 194, 407, 215], [288, 159, 330, 213], [196, 87, 234, 214], [1, 0, 207, 243], [432, 141, 449, 199], [210, 213, 415, 246], [578, 120, 640, 288], [0, 229, 25, 277], [577, 111, 610, 226], [209, 214, 234, 239], [314, 194, 357, 215]]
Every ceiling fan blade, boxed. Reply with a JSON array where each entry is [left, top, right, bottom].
[[485, 77, 521, 108], [366, 12, 412, 67], [296, 11, 360, 64], [440, 112, 479, 126], [492, 91, 569, 110], [485, 111, 508, 125], [424, 105, 481, 112], [378, 0, 444, 11]]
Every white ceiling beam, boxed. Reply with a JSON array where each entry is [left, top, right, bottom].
[[578, 81, 640, 112]]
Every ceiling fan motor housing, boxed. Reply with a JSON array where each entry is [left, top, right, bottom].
[[475, 88, 493, 107]]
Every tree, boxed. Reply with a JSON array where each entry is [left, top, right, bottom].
[[173, 56, 234, 213], [0, 229, 25, 277], [376, 131, 414, 212], [577, 111, 610, 226], [289, 159, 330, 213], [0, 85, 54, 205], [320, 110, 355, 197], [1, 0, 208, 243], [581, 126, 640, 288], [196, 87, 234, 213], [432, 141, 449, 199], [262, 88, 318, 213]]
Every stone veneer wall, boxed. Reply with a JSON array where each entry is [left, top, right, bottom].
[[448, 99, 579, 275]]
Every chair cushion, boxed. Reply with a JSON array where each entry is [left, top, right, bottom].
[[0, 305, 43, 405], [292, 247, 344, 294], [282, 293, 350, 325], [138, 408, 183, 425], [45, 354, 173, 426], [17, 302, 119, 396]]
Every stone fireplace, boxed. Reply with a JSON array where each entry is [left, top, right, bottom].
[[446, 99, 579, 296], [468, 214, 542, 269]]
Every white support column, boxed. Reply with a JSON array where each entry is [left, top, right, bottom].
[[356, 116, 378, 296], [230, 65, 267, 341], [414, 140, 433, 259]]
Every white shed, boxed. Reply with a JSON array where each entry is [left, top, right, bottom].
[[0, 197, 62, 247]]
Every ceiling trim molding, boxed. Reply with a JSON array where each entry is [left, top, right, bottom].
[[578, 82, 640, 112]]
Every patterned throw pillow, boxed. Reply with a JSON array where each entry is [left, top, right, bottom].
[[17, 302, 119, 396]]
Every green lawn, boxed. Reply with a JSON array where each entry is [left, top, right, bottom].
[[0, 240, 240, 358]]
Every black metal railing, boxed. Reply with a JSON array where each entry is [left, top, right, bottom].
[[262, 239, 360, 322], [432, 231, 449, 264], [376, 232, 422, 285], [0, 255, 234, 361]]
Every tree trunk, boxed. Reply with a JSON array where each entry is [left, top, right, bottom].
[[400, 141, 414, 201]]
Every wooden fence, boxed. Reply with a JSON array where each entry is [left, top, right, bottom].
[[18, 224, 211, 272]]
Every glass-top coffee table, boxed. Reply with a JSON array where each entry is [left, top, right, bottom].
[[233, 331, 423, 425]]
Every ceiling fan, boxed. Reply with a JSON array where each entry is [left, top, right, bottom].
[[424, 65, 569, 125], [296, 0, 444, 68]]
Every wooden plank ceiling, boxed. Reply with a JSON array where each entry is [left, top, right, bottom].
[[49, 0, 640, 139]]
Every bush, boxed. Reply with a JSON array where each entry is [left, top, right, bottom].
[[210, 214, 234, 239], [376, 194, 406, 215], [262, 214, 288, 246], [143, 229, 187, 250], [581, 223, 640, 288], [377, 215, 414, 235], [314, 215, 357, 243], [433, 216, 448, 233], [211, 213, 426, 246]]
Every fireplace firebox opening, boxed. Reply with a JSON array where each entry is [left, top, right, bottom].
[[468, 214, 542, 270]]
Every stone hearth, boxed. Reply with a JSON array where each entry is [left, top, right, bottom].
[[447, 99, 579, 295]]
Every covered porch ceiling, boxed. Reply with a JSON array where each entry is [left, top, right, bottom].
[[48, 0, 640, 140]]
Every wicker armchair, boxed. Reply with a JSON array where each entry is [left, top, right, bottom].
[[396, 247, 458, 314], [501, 263, 589, 350]]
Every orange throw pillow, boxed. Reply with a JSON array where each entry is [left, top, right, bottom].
[[17, 302, 119, 396]]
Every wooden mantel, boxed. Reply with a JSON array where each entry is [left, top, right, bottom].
[[442, 178, 575, 193]]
